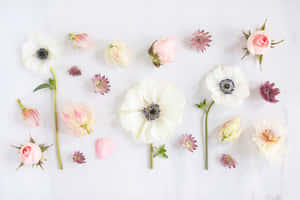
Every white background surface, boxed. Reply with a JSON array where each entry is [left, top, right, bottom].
[[0, 0, 298, 199]]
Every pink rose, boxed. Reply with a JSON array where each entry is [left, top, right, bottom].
[[149, 37, 176, 67], [68, 33, 93, 49], [19, 143, 42, 165], [247, 31, 270, 55]]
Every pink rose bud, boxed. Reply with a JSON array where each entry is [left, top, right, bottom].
[[95, 138, 116, 159], [68, 33, 93, 49], [17, 99, 40, 127], [148, 36, 176, 67], [19, 143, 42, 165], [247, 31, 270, 55]]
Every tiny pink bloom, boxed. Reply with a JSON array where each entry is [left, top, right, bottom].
[[17, 99, 40, 127], [61, 104, 94, 136], [190, 29, 212, 53], [260, 81, 280, 103], [19, 143, 42, 165], [221, 154, 237, 168], [68, 66, 82, 76], [68, 33, 93, 49], [72, 151, 86, 164], [247, 31, 271, 55], [148, 37, 176, 67], [95, 138, 116, 159], [92, 74, 111, 95], [179, 134, 198, 152]]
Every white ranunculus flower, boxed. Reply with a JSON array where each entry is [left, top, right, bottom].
[[206, 65, 250, 106], [253, 120, 286, 162], [104, 41, 130, 67], [22, 34, 60, 73], [120, 80, 186, 144]]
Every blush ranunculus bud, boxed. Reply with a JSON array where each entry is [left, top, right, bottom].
[[61, 104, 94, 136], [247, 31, 270, 55], [17, 99, 40, 127], [219, 117, 241, 142], [68, 33, 93, 49], [104, 41, 130, 67], [19, 143, 42, 165], [148, 37, 176, 67]]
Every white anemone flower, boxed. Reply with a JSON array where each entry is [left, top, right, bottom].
[[22, 34, 60, 73], [120, 80, 186, 144], [253, 120, 286, 162], [206, 65, 250, 106]]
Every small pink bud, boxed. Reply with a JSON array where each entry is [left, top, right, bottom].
[[17, 99, 40, 127], [68, 33, 93, 49]]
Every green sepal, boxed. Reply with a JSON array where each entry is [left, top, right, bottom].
[[39, 144, 53, 152], [17, 162, 24, 170], [29, 137, 36, 144], [260, 19, 267, 31]]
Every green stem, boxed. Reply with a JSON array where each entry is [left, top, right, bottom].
[[17, 98, 26, 111], [50, 67, 63, 170], [204, 101, 214, 170], [150, 144, 153, 169]]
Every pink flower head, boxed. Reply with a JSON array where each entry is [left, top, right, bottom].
[[260, 81, 280, 103], [73, 151, 86, 164], [68, 66, 82, 76], [148, 37, 176, 67], [61, 104, 94, 136], [92, 74, 111, 95], [179, 134, 198, 152], [68, 33, 93, 49], [247, 31, 270, 55], [19, 143, 42, 165], [17, 99, 40, 127], [191, 29, 212, 53], [221, 154, 236, 168], [95, 138, 116, 159]]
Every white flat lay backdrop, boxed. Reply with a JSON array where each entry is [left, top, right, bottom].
[[0, 0, 298, 200]]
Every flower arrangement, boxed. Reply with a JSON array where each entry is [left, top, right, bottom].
[[12, 137, 52, 169], [242, 20, 284, 71], [120, 80, 185, 169]]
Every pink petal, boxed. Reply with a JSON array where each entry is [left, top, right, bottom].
[[95, 138, 116, 159]]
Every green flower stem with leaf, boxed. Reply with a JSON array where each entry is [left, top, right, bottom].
[[150, 144, 168, 170], [196, 99, 215, 170], [34, 67, 63, 170]]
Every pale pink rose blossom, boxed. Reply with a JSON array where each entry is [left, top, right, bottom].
[[95, 138, 116, 159], [17, 99, 40, 127], [61, 104, 94, 136], [247, 31, 271, 55], [19, 143, 42, 165], [68, 33, 93, 49], [148, 37, 176, 67]]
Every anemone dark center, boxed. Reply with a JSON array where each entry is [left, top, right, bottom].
[[36, 48, 49, 60], [219, 79, 235, 94], [143, 104, 160, 121]]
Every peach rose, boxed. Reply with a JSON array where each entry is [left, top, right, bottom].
[[19, 143, 42, 165], [247, 31, 270, 55], [149, 37, 176, 67]]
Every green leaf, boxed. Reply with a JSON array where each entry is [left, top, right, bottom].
[[33, 83, 50, 92], [29, 137, 36, 144], [242, 31, 249, 40], [11, 145, 22, 149], [17, 162, 24, 170], [153, 145, 168, 159]]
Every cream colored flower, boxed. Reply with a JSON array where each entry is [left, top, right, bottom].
[[253, 120, 286, 162], [104, 41, 130, 67], [119, 80, 185, 144], [22, 33, 60, 73], [219, 117, 241, 142]]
